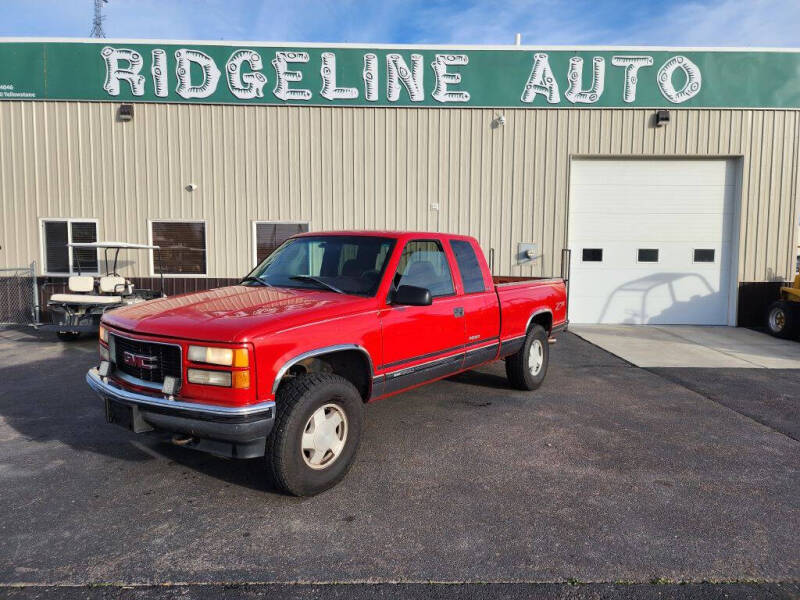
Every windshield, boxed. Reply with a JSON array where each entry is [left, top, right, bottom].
[[244, 235, 396, 296]]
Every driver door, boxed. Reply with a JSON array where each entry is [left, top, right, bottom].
[[378, 240, 466, 395]]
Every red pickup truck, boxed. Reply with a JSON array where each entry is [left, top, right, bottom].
[[87, 231, 567, 495]]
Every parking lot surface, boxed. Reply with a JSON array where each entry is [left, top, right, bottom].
[[1, 327, 798, 593]]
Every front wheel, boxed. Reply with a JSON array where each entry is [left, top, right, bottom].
[[266, 373, 364, 496], [767, 301, 796, 339], [505, 324, 550, 391]]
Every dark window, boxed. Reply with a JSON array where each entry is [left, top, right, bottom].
[[255, 222, 309, 265], [247, 235, 395, 296], [582, 248, 603, 262], [450, 240, 485, 294], [394, 240, 455, 298], [42, 220, 97, 274], [152, 222, 206, 275], [694, 249, 716, 263], [637, 249, 659, 263]]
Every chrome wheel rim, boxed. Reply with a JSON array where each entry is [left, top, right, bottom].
[[301, 403, 348, 470], [528, 339, 544, 376], [770, 308, 786, 332]]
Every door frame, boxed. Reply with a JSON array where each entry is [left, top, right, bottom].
[[565, 155, 743, 326]]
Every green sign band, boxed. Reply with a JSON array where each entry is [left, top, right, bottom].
[[1, 40, 800, 109]]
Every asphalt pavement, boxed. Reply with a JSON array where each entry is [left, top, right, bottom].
[[0, 327, 798, 598]]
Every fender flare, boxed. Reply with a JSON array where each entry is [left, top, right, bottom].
[[271, 344, 375, 395], [525, 308, 553, 335]]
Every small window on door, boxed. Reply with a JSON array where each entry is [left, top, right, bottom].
[[582, 248, 603, 262], [450, 240, 486, 294], [694, 249, 716, 263], [254, 222, 309, 265], [637, 249, 659, 263], [41, 219, 99, 275], [394, 240, 455, 297]]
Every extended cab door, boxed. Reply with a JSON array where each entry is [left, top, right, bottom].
[[450, 238, 501, 368], [378, 239, 466, 395]]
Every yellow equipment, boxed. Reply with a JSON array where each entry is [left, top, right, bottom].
[[767, 274, 800, 338]]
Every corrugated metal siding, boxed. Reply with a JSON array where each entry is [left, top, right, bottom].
[[1, 101, 798, 281]]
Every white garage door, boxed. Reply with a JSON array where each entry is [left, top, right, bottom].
[[567, 159, 738, 325]]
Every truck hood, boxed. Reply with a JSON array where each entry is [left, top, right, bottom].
[[103, 285, 376, 342]]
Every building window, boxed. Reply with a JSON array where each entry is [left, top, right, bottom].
[[694, 249, 716, 263], [637, 249, 659, 263], [150, 221, 207, 276], [450, 240, 486, 294], [40, 219, 98, 275], [582, 248, 603, 262], [253, 222, 309, 266]]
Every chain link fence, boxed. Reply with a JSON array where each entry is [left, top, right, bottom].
[[0, 262, 39, 327]]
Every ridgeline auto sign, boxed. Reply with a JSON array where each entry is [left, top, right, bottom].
[[1, 40, 800, 109]]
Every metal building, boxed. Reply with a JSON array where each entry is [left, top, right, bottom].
[[1, 39, 798, 326]]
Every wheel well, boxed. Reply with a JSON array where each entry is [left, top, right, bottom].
[[279, 349, 372, 402], [529, 311, 553, 334]]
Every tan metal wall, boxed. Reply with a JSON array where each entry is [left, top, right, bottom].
[[1, 101, 798, 282]]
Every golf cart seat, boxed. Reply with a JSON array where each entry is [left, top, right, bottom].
[[99, 275, 133, 296], [48, 293, 122, 305]]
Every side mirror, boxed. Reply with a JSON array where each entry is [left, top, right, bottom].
[[393, 284, 432, 306]]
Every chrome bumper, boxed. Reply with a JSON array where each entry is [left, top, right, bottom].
[[86, 368, 275, 459]]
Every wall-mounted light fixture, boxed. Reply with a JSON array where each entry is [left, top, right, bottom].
[[117, 104, 134, 122], [492, 114, 506, 129], [655, 109, 670, 127], [185, 183, 198, 192]]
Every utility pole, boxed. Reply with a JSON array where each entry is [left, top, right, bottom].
[[90, 0, 108, 38]]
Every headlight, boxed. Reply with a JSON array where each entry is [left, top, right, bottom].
[[187, 368, 232, 387], [188, 345, 248, 367], [99, 325, 108, 344]]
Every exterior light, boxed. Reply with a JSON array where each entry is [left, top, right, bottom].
[[187, 368, 232, 387], [655, 109, 670, 127], [188, 345, 248, 367], [98, 360, 112, 378], [117, 103, 134, 122], [162, 375, 181, 396]]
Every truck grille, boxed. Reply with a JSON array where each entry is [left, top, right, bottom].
[[111, 334, 182, 384]]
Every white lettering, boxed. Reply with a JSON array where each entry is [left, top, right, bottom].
[[520, 53, 559, 104], [431, 54, 470, 103], [386, 53, 424, 102], [565, 56, 605, 104], [363, 53, 378, 101], [272, 52, 312, 101], [101, 46, 145, 96], [175, 49, 221, 99], [320, 52, 358, 100], [611, 55, 653, 103], [151, 49, 168, 97], [657, 55, 702, 103], [226, 49, 267, 100]]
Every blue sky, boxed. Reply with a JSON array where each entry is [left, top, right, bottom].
[[0, 0, 797, 47]]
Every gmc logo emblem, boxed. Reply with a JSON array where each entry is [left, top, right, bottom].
[[123, 351, 159, 370]]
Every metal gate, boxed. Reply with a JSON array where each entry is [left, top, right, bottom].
[[0, 262, 40, 327]]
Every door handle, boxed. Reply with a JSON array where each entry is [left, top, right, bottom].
[[454, 307, 464, 317]]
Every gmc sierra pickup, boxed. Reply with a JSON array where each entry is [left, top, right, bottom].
[[87, 231, 568, 495]]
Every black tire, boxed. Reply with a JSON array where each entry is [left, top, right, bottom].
[[266, 373, 364, 496], [767, 300, 797, 339], [57, 331, 81, 341], [505, 324, 549, 391]]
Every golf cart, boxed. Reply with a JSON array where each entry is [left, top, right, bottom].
[[41, 242, 165, 341], [767, 274, 800, 339]]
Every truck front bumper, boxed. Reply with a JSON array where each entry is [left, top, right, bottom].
[[86, 368, 275, 459]]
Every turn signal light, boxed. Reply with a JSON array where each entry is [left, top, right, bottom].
[[99, 325, 108, 344], [232, 370, 250, 389]]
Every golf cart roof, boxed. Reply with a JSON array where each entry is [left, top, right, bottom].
[[68, 242, 160, 249]]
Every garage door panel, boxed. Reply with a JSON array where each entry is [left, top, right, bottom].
[[571, 159, 736, 187], [570, 214, 733, 242], [568, 159, 737, 325], [570, 184, 736, 214]]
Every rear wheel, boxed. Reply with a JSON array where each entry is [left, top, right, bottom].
[[505, 324, 549, 391], [266, 373, 364, 496], [767, 301, 797, 339], [57, 331, 80, 342]]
